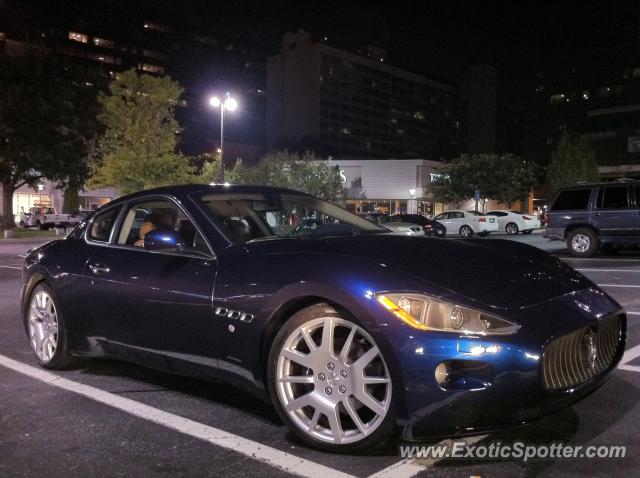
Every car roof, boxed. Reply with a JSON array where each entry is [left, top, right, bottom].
[[105, 184, 313, 206], [557, 181, 640, 190]]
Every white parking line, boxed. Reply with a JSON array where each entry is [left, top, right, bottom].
[[598, 284, 640, 288], [618, 344, 640, 373], [576, 269, 640, 273], [0, 265, 21, 270], [564, 258, 640, 262], [367, 435, 486, 478], [0, 354, 355, 478]]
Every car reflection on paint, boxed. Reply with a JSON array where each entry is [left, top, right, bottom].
[[21, 184, 626, 453]]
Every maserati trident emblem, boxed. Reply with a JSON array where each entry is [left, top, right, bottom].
[[582, 327, 598, 371]]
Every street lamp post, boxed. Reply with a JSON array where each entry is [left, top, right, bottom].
[[409, 188, 416, 214], [209, 93, 238, 183]]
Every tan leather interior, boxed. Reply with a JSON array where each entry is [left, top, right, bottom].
[[134, 220, 156, 247]]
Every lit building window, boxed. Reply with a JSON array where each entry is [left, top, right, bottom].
[[143, 21, 169, 32], [413, 111, 425, 120], [69, 31, 88, 43], [140, 63, 164, 74], [582, 90, 590, 100], [341, 127, 351, 135], [90, 53, 120, 65], [550, 93, 565, 104], [93, 37, 114, 48]]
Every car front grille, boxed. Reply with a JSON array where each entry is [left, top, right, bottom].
[[541, 314, 624, 391]]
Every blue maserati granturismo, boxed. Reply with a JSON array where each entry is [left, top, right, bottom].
[[21, 184, 626, 452]]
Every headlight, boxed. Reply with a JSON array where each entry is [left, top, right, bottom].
[[376, 293, 519, 335]]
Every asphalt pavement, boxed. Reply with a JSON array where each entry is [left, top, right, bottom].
[[1, 233, 639, 478]]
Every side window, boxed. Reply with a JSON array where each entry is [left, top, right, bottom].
[[116, 199, 211, 256], [87, 207, 119, 243], [597, 186, 629, 209], [551, 189, 591, 211], [455, 212, 464, 219], [434, 213, 447, 220]]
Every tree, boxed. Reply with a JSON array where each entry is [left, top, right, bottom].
[[431, 155, 478, 207], [62, 185, 80, 213], [0, 54, 101, 227], [547, 132, 599, 195], [482, 154, 538, 208], [432, 154, 538, 209], [241, 150, 343, 202], [89, 69, 195, 195]]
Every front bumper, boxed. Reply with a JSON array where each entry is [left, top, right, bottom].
[[388, 289, 625, 440]]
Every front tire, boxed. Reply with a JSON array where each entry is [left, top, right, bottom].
[[459, 225, 473, 237], [567, 228, 600, 258], [505, 222, 519, 235], [268, 303, 395, 453], [25, 283, 82, 369]]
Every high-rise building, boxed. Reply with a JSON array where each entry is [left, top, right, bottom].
[[0, 0, 269, 159], [267, 31, 461, 160]]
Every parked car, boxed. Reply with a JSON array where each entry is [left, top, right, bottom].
[[67, 210, 92, 226], [357, 213, 425, 235], [18, 206, 70, 230], [432, 210, 499, 237], [546, 181, 640, 257], [389, 214, 446, 237], [485, 210, 541, 235], [22, 184, 626, 452]]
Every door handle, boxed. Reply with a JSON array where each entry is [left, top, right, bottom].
[[89, 263, 110, 275]]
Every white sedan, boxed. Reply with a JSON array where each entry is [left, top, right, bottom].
[[433, 210, 499, 237], [485, 210, 541, 235]]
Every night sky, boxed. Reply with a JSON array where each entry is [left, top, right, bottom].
[[181, 0, 640, 100]]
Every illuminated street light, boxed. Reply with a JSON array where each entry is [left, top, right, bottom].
[[208, 92, 238, 183], [409, 189, 416, 214]]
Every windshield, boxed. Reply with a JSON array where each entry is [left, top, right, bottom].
[[198, 192, 387, 243]]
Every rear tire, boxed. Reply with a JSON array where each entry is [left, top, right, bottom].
[[505, 222, 519, 235], [567, 228, 599, 258], [25, 283, 83, 369], [459, 225, 473, 237]]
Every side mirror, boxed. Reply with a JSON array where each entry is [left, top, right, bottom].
[[143, 229, 185, 252]]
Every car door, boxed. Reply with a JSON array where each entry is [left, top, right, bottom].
[[434, 212, 451, 233], [486, 211, 506, 231], [591, 185, 635, 237], [84, 197, 219, 361]]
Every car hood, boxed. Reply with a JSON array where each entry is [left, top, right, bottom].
[[244, 234, 592, 310]]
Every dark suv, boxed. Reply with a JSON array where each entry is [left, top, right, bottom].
[[546, 181, 640, 257]]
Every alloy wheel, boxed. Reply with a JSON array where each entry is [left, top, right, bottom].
[[460, 226, 472, 237], [506, 223, 518, 235], [28, 290, 59, 362], [275, 317, 392, 445], [571, 234, 591, 253]]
